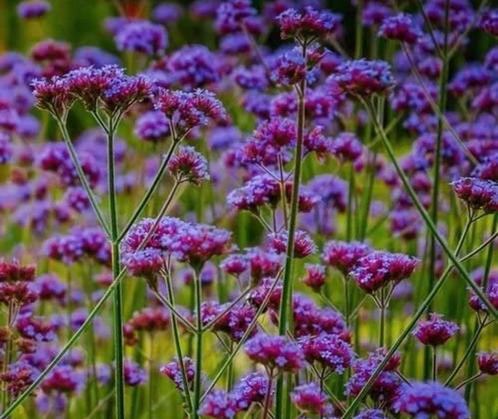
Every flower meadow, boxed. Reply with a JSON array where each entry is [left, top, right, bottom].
[[0, 0, 498, 418]]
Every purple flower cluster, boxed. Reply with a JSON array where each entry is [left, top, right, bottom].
[[413, 313, 459, 346], [393, 382, 470, 418], [17, 0, 51, 19], [244, 333, 305, 373], [115, 21, 168, 56]]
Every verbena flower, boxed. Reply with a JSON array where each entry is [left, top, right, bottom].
[[291, 382, 330, 415], [159, 357, 195, 390], [134, 110, 170, 142], [115, 21, 168, 56], [477, 352, 498, 375], [276, 7, 342, 40], [227, 175, 280, 212], [349, 250, 419, 293], [330, 132, 363, 162], [270, 49, 306, 86], [215, 0, 256, 35], [17, 0, 51, 19], [331, 59, 395, 96], [413, 313, 459, 346], [232, 372, 269, 410], [378, 13, 421, 44], [302, 263, 326, 292], [322, 240, 371, 275], [124, 359, 147, 386], [167, 146, 210, 184], [220, 254, 248, 277], [152, 3, 183, 25], [480, 9, 498, 37], [198, 389, 240, 418], [393, 381, 470, 418], [346, 348, 402, 405], [354, 408, 387, 419], [452, 177, 498, 213], [244, 333, 305, 373], [299, 333, 355, 374], [267, 230, 317, 258]]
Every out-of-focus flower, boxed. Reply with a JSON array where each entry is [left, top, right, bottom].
[[276, 7, 342, 40], [168, 146, 209, 184], [378, 13, 421, 44], [115, 21, 168, 56], [413, 313, 459, 346], [331, 59, 395, 96], [17, 0, 51, 19], [477, 352, 498, 375], [244, 333, 305, 373], [291, 382, 330, 415], [393, 381, 470, 418]]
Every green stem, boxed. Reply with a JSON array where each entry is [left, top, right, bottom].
[[276, 43, 307, 419], [444, 317, 487, 386], [56, 118, 110, 237], [432, 346, 437, 381], [164, 271, 193, 413], [363, 99, 498, 319], [193, 268, 203, 419], [118, 139, 180, 242], [342, 204, 473, 417], [107, 118, 125, 419], [427, 0, 450, 324]]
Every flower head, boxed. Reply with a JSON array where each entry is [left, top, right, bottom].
[[17, 0, 51, 19], [115, 21, 168, 56], [477, 352, 498, 375], [276, 7, 342, 40], [413, 313, 459, 346], [378, 13, 421, 44], [322, 241, 371, 274], [159, 357, 195, 390], [331, 59, 395, 96], [270, 49, 306, 86], [452, 177, 498, 213], [349, 251, 419, 293], [168, 146, 210, 184], [244, 333, 305, 373], [302, 264, 326, 292], [393, 381, 470, 418], [134, 111, 170, 142], [299, 333, 355, 374], [291, 382, 329, 415]]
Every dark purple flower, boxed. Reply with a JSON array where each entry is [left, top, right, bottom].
[[299, 333, 355, 374], [413, 313, 459, 346], [124, 359, 147, 386], [276, 7, 342, 40], [477, 352, 498, 375], [331, 59, 395, 96], [215, 0, 256, 35], [220, 254, 248, 277], [232, 372, 269, 410], [198, 390, 240, 418], [168, 146, 209, 184], [378, 13, 421, 44], [322, 240, 371, 274], [165, 45, 221, 89], [17, 0, 51, 19], [267, 230, 316, 258], [244, 333, 305, 373], [354, 408, 387, 419], [115, 21, 168, 56], [393, 381, 469, 418], [330, 132, 363, 162], [346, 348, 402, 405], [302, 264, 326, 292], [349, 251, 419, 293], [220, 33, 251, 55], [291, 382, 329, 415], [134, 111, 170, 142], [362, 1, 392, 27], [270, 49, 306, 86], [159, 357, 195, 390], [481, 9, 498, 37], [152, 3, 183, 25], [452, 177, 498, 213]]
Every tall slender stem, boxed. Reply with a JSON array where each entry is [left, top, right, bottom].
[[432, 346, 437, 381], [164, 271, 194, 413], [107, 118, 125, 419], [363, 99, 498, 318], [193, 267, 203, 419], [426, 4, 451, 382], [261, 372, 274, 419], [342, 216, 473, 417], [275, 42, 307, 419], [56, 119, 110, 237]]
